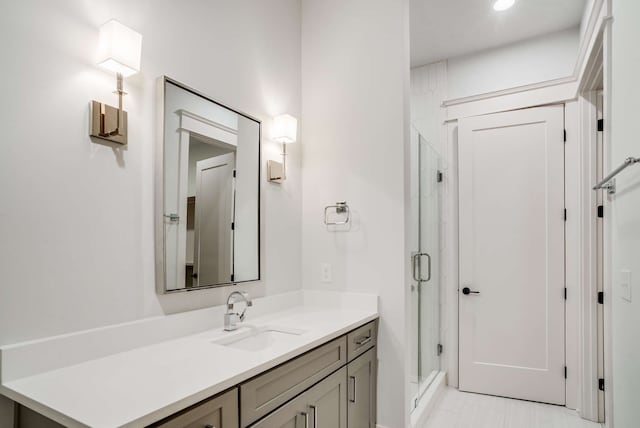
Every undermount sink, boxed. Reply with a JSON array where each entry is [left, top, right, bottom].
[[212, 326, 307, 351]]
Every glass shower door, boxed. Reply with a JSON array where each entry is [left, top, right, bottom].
[[409, 131, 442, 411]]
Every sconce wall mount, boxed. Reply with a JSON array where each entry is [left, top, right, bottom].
[[267, 158, 285, 183], [90, 74, 128, 145]]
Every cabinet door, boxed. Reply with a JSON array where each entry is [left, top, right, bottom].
[[241, 337, 346, 426], [347, 348, 376, 428], [307, 367, 347, 428], [251, 367, 347, 428], [155, 388, 238, 428]]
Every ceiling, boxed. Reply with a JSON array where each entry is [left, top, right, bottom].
[[410, 0, 588, 68]]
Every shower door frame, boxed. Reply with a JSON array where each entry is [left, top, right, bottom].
[[410, 134, 443, 410]]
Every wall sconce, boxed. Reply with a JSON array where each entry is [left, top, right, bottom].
[[90, 20, 142, 145], [267, 114, 298, 183]]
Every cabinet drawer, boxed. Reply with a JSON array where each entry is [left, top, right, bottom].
[[153, 388, 238, 428], [347, 320, 378, 362], [240, 336, 347, 427], [251, 367, 347, 428]]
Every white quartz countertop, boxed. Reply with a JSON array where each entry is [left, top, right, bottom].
[[0, 291, 378, 427]]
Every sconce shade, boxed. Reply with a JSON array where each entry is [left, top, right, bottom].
[[273, 114, 298, 144], [97, 20, 142, 77]]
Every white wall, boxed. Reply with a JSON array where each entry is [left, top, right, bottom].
[[581, 0, 597, 41], [610, 1, 640, 426], [447, 27, 580, 99], [410, 61, 448, 156], [300, 0, 410, 426], [0, 0, 302, 347]]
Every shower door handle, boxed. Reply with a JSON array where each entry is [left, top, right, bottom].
[[424, 253, 432, 282], [412, 253, 432, 282], [412, 253, 420, 282]]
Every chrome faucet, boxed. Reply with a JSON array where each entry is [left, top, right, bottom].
[[224, 291, 253, 331]]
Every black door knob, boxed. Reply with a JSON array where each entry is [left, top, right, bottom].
[[462, 287, 480, 295]]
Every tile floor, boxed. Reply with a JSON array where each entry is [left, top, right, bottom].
[[423, 388, 603, 428]]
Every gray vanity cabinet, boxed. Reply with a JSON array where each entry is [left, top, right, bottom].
[[307, 367, 348, 428], [154, 388, 239, 428], [251, 367, 347, 428], [247, 319, 378, 428], [347, 348, 377, 428], [240, 337, 347, 427], [16, 321, 376, 428]]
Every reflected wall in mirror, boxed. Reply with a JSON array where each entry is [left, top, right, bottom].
[[157, 77, 260, 293]]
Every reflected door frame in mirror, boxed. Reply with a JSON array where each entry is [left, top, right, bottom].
[[155, 76, 261, 294]]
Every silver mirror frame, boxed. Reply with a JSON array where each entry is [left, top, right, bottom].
[[155, 76, 261, 294]]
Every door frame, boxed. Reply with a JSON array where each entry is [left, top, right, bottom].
[[577, 20, 609, 423], [576, 88, 606, 423]]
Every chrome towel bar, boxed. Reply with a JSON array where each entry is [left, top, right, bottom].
[[593, 157, 640, 194]]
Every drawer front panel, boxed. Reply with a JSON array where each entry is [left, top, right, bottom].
[[154, 388, 238, 428], [240, 337, 347, 427], [347, 320, 378, 362], [250, 367, 347, 428]]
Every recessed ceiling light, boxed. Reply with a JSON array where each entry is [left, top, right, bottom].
[[493, 0, 515, 11]]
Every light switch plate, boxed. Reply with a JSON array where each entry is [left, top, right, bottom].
[[620, 269, 632, 302]]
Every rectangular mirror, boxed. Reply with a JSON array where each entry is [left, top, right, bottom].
[[156, 77, 260, 293]]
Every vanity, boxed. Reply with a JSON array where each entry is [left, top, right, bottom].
[[153, 319, 377, 428], [0, 291, 378, 428], [0, 80, 378, 428]]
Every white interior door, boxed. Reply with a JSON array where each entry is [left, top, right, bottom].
[[194, 152, 236, 286], [458, 105, 566, 405]]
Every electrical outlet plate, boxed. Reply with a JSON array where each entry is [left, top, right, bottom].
[[621, 269, 632, 302], [321, 263, 333, 283]]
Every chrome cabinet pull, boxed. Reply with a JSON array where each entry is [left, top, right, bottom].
[[355, 335, 372, 346], [308, 405, 317, 428], [296, 411, 308, 428], [348, 376, 357, 403]]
